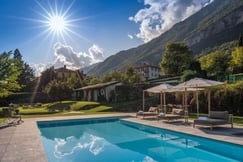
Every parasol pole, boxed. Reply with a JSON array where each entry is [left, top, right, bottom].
[[163, 91, 166, 113], [196, 90, 199, 118], [160, 91, 163, 113], [208, 89, 211, 115], [143, 90, 145, 111], [185, 88, 188, 116]]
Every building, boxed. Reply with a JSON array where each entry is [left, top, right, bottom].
[[54, 65, 74, 80], [44, 65, 84, 86], [74, 81, 122, 102], [135, 63, 162, 80]]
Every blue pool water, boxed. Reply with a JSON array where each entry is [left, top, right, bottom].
[[37, 118, 243, 162]]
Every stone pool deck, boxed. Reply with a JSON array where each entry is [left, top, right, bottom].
[[0, 113, 243, 162]]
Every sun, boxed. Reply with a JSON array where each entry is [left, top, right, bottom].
[[48, 15, 67, 32], [30, 0, 91, 44]]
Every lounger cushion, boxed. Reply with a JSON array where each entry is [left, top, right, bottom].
[[136, 107, 158, 118], [148, 107, 157, 112], [193, 111, 233, 129], [194, 118, 228, 125], [137, 110, 143, 115], [209, 111, 229, 120], [172, 108, 184, 115], [159, 113, 165, 117]]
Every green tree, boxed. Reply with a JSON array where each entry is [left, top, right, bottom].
[[229, 34, 243, 73], [181, 70, 198, 82], [66, 73, 82, 89], [230, 46, 243, 73], [21, 63, 36, 91], [102, 70, 123, 82], [44, 80, 72, 101], [13, 49, 23, 60], [199, 51, 230, 76], [160, 42, 194, 76], [38, 67, 55, 91], [13, 49, 36, 92], [89, 76, 102, 85], [0, 52, 21, 97], [124, 66, 144, 84]]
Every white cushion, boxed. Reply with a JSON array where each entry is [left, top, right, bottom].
[[159, 113, 165, 117], [198, 117, 208, 120], [138, 110, 143, 114]]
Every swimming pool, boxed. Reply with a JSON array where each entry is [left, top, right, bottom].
[[37, 118, 243, 162]]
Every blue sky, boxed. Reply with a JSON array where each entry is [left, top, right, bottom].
[[0, 0, 213, 75]]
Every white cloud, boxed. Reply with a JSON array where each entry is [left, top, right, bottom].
[[30, 63, 50, 77], [128, 34, 134, 39], [129, 0, 214, 42], [54, 133, 106, 158], [30, 43, 105, 76], [88, 44, 104, 63], [53, 42, 104, 70]]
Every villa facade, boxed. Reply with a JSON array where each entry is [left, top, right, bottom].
[[74, 81, 122, 102], [135, 63, 162, 80]]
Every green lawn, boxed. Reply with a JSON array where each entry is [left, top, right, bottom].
[[0, 118, 4, 123], [17, 101, 100, 113], [1, 101, 243, 126], [0, 101, 117, 120]]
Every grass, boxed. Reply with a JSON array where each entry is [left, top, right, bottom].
[[17, 101, 100, 113], [0, 101, 118, 120], [232, 116, 243, 126], [1, 101, 243, 126], [0, 118, 5, 123]]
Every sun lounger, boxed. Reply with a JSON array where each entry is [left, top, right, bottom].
[[193, 111, 233, 130], [157, 108, 188, 123], [136, 106, 158, 119], [2, 107, 23, 125]]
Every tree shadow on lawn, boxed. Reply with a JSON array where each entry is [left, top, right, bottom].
[[47, 101, 77, 112]]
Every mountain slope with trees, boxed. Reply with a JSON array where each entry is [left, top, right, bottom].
[[88, 0, 243, 76]]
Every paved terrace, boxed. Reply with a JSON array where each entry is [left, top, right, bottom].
[[1, 114, 243, 162]]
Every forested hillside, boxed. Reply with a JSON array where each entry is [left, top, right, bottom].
[[87, 0, 243, 76]]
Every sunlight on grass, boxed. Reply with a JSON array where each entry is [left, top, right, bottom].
[[18, 107, 49, 113], [0, 101, 115, 120], [71, 101, 99, 111], [0, 118, 5, 123], [85, 105, 112, 113]]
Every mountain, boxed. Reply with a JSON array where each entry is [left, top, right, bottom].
[[81, 62, 100, 74], [88, 0, 243, 76]]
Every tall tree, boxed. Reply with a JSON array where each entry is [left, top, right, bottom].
[[13, 49, 36, 92], [19, 63, 36, 91], [160, 42, 194, 76], [0, 52, 21, 97], [13, 49, 23, 60]]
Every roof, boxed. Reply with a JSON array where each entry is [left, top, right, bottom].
[[74, 81, 120, 91], [55, 67, 74, 73], [135, 64, 160, 69], [145, 83, 173, 93], [176, 77, 224, 88]]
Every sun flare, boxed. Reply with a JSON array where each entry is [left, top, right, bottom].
[[48, 15, 67, 32], [32, 0, 90, 44]]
